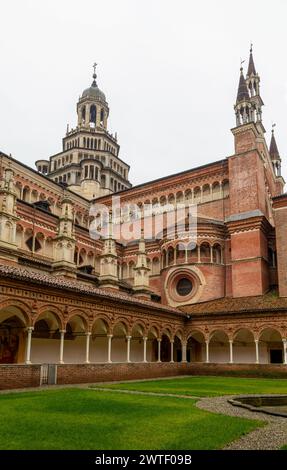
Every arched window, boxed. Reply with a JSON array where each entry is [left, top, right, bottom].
[[90, 105, 97, 124]]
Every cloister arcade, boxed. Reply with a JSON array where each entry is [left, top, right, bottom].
[[1, 302, 286, 366], [161, 241, 223, 268]]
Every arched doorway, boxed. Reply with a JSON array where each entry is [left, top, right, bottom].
[[161, 332, 171, 362], [259, 328, 283, 364], [90, 318, 110, 363], [173, 333, 183, 362], [112, 322, 128, 362], [209, 330, 229, 363], [187, 330, 205, 362], [147, 327, 159, 362], [31, 311, 62, 363], [64, 315, 87, 363], [130, 324, 145, 362], [233, 329, 255, 363]]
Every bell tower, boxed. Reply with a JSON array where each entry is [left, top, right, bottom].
[[77, 63, 109, 130], [39, 64, 131, 200], [228, 46, 271, 297]]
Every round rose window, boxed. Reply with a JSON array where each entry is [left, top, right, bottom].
[[176, 278, 193, 296]]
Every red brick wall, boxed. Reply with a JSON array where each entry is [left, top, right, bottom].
[[186, 363, 287, 379], [56, 363, 188, 384], [1, 363, 287, 390], [228, 149, 266, 216], [56, 363, 287, 384], [0, 365, 41, 390], [274, 206, 287, 297]]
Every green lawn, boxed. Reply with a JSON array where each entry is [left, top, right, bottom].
[[0, 388, 261, 450], [94, 376, 287, 397]]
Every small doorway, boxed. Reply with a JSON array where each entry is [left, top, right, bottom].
[[270, 349, 283, 364]]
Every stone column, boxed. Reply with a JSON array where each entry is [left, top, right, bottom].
[[59, 330, 66, 364], [170, 340, 174, 363], [85, 332, 91, 364], [157, 338, 161, 362], [126, 336, 131, 363], [197, 245, 201, 263], [25, 326, 34, 364], [229, 340, 233, 364], [205, 340, 210, 363], [210, 246, 213, 263], [182, 341, 187, 363], [283, 339, 287, 365], [107, 334, 113, 363], [143, 336, 148, 363], [255, 339, 259, 364]]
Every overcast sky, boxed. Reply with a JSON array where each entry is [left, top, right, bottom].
[[1, 0, 287, 186]]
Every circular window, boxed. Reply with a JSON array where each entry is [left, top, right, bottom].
[[176, 278, 193, 296]]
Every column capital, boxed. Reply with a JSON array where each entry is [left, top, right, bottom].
[[85, 332, 92, 336], [229, 339, 233, 343], [157, 338, 162, 342], [126, 335, 132, 340], [170, 339, 174, 344], [59, 330, 66, 334], [143, 336, 148, 341], [107, 334, 113, 338], [282, 338, 287, 344], [26, 326, 34, 332]]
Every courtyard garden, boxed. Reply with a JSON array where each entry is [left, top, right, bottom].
[[0, 376, 287, 450]]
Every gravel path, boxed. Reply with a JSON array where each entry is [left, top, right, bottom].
[[91, 386, 199, 399], [196, 395, 287, 450]]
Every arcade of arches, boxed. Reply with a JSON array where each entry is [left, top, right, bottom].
[[1, 283, 287, 367]]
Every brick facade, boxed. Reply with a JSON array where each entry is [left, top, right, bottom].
[[0, 365, 41, 390]]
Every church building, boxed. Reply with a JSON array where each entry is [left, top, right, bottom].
[[1, 47, 287, 388]]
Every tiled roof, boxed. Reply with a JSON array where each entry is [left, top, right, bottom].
[[0, 264, 183, 317], [181, 292, 287, 316]]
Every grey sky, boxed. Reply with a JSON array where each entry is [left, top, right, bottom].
[[1, 0, 287, 186]]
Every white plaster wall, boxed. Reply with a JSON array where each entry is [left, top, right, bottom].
[[233, 345, 256, 364], [90, 337, 108, 362], [209, 345, 229, 363], [31, 337, 86, 363], [130, 339, 145, 362]]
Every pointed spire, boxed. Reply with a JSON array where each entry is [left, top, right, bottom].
[[269, 127, 280, 160], [247, 43, 256, 76], [92, 62, 98, 87], [236, 67, 249, 103]]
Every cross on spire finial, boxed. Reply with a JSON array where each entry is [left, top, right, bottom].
[[272, 122, 276, 133], [250, 42, 253, 53], [92, 62, 98, 86]]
